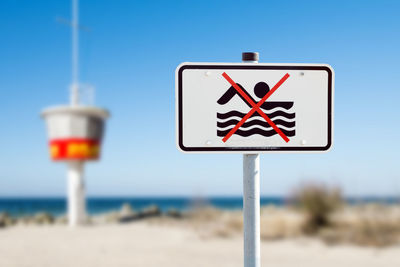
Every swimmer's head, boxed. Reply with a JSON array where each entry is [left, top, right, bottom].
[[254, 82, 270, 99]]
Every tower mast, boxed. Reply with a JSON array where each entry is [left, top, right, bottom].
[[71, 0, 79, 105]]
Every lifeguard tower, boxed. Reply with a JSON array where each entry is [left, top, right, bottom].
[[41, 0, 109, 226]]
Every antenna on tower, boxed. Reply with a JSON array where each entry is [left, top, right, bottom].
[[57, 0, 92, 106], [71, 0, 79, 106]]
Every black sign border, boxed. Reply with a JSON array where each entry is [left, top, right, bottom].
[[177, 64, 333, 152]]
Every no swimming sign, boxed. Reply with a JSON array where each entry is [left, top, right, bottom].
[[175, 63, 334, 153]]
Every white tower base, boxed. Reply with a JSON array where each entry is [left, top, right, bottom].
[[67, 161, 86, 226]]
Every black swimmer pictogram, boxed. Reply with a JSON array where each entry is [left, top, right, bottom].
[[217, 81, 296, 138]]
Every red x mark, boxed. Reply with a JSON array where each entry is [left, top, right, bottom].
[[221, 72, 290, 143]]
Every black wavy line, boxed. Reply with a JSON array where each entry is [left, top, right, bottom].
[[217, 128, 295, 137], [217, 111, 295, 120], [217, 119, 295, 129]]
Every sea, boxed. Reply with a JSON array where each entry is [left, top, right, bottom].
[[0, 197, 398, 217]]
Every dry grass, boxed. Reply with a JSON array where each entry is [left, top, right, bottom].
[[182, 205, 305, 240], [145, 201, 400, 247], [82, 195, 400, 248], [291, 182, 343, 233], [324, 204, 400, 247], [207, 210, 243, 238], [260, 206, 304, 240]]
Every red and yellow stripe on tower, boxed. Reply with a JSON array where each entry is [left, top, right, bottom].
[[49, 138, 100, 160]]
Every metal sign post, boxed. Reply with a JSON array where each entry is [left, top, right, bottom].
[[242, 52, 260, 267], [243, 153, 260, 267]]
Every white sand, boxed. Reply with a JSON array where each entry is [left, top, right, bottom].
[[0, 222, 399, 267]]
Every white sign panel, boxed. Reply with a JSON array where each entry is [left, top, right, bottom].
[[176, 63, 334, 153]]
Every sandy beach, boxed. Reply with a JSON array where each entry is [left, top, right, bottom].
[[0, 221, 399, 267]]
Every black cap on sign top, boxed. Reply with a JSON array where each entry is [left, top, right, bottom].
[[242, 52, 259, 62]]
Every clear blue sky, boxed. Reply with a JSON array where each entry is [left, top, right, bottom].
[[0, 0, 399, 197]]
